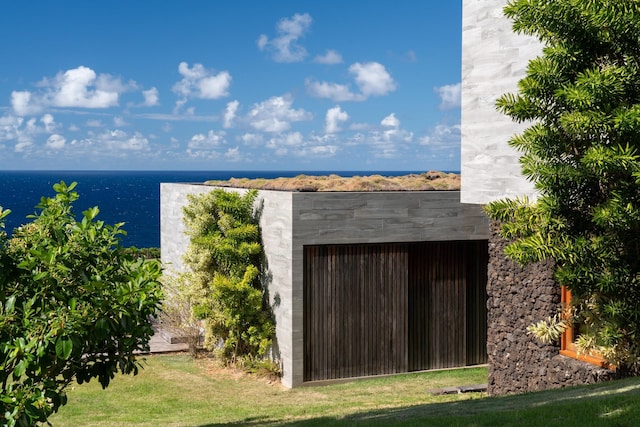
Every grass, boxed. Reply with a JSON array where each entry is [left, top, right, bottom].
[[48, 354, 640, 426], [204, 171, 461, 192]]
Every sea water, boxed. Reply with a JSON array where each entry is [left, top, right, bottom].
[[0, 170, 423, 248]]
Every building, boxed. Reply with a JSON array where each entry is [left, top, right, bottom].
[[161, 184, 488, 387]]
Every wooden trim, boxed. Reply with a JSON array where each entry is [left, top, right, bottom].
[[560, 286, 612, 369]]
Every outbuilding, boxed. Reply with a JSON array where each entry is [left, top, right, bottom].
[[161, 181, 489, 387]]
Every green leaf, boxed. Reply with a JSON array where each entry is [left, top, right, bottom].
[[95, 318, 110, 340], [4, 295, 16, 314], [33, 271, 49, 281], [83, 206, 100, 221], [13, 360, 26, 379], [55, 336, 73, 360]]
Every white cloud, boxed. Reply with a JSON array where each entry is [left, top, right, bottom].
[[347, 114, 413, 159], [17, 128, 159, 163], [14, 140, 33, 153], [46, 134, 66, 149], [136, 111, 216, 122], [11, 66, 134, 116], [435, 83, 461, 109], [92, 130, 150, 151], [265, 132, 338, 158], [25, 118, 38, 134], [257, 13, 312, 63], [419, 123, 461, 148], [113, 116, 128, 127], [223, 100, 239, 128], [66, 129, 150, 155], [306, 79, 362, 102], [314, 49, 343, 65], [266, 132, 302, 151], [86, 119, 102, 127], [247, 95, 312, 133], [225, 146, 242, 162], [40, 114, 56, 132], [349, 122, 371, 131], [304, 145, 338, 157], [0, 113, 60, 156], [50, 66, 123, 108], [307, 61, 396, 102], [0, 115, 24, 142], [187, 130, 226, 149], [350, 62, 397, 97], [142, 87, 159, 106], [186, 132, 226, 159], [381, 113, 400, 128], [239, 133, 264, 146], [11, 91, 37, 116], [172, 62, 231, 110], [124, 133, 149, 150], [325, 106, 349, 133], [257, 34, 268, 51], [417, 123, 461, 165]]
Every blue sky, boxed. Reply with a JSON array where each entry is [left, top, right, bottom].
[[0, 1, 462, 171]]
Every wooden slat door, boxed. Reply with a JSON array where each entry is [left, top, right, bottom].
[[303, 241, 487, 382], [407, 241, 488, 371], [304, 244, 408, 382]]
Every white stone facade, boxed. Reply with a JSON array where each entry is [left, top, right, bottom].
[[461, 0, 541, 204]]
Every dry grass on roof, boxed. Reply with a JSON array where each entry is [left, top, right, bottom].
[[204, 171, 460, 192]]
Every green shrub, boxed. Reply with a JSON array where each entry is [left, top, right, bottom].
[[488, 0, 640, 370], [124, 246, 160, 260], [182, 189, 274, 364], [0, 182, 163, 426]]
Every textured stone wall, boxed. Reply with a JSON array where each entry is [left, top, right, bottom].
[[487, 221, 615, 395]]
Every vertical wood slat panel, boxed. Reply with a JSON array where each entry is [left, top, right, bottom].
[[304, 241, 487, 382], [407, 241, 487, 372], [303, 243, 407, 381], [466, 240, 488, 365]]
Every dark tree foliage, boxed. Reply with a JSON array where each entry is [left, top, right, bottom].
[[0, 182, 163, 426], [487, 0, 640, 371]]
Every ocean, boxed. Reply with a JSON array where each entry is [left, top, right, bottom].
[[0, 170, 425, 248]]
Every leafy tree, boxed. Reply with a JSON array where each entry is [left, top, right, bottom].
[[182, 189, 274, 363], [0, 182, 163, 426], [486, 0, 640, 372]]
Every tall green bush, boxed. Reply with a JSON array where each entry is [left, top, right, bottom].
[[487, 0, 640, 371], [0, 181, 163, 426], [182, 189, 274, 363]]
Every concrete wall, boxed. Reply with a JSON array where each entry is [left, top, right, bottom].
[[461, 0, 541, 204], [289, 191, 489, 386], [160, 183, 215, 274], [161, 183, 297, 387], [161, 184, 489, 387]]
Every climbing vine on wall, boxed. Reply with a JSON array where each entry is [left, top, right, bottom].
[[182, 189, 274, 363]]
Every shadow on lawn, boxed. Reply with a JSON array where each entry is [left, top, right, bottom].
[[197, 377, 640, 426]]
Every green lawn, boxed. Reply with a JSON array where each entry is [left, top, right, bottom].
[[48, 354, 640, 426]]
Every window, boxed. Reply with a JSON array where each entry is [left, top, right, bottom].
[[560, 286, 612, 369]]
